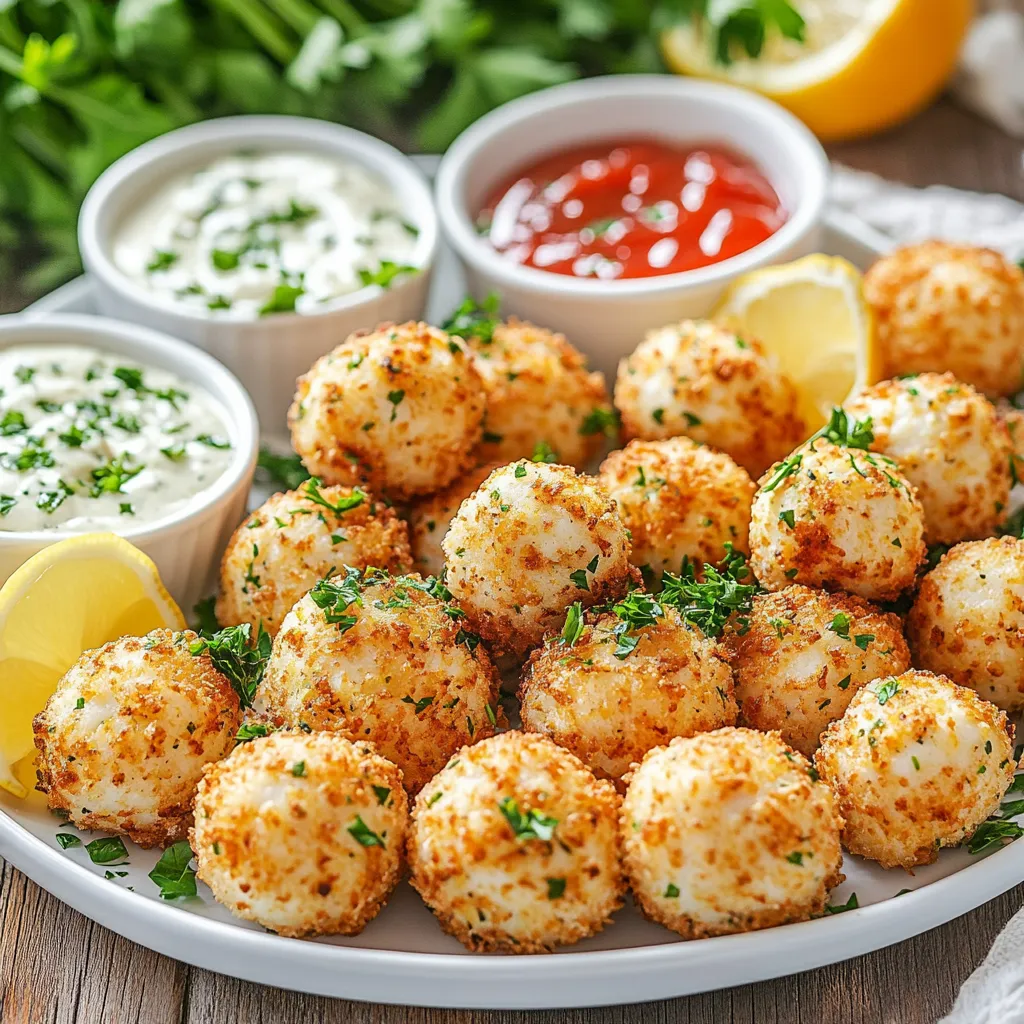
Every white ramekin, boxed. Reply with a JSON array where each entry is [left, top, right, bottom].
[[0, 313, 258, 612], [435, 76, 830, 380], [80, 116, 438, 437]]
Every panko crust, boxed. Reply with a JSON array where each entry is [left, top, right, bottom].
[[906, 537, 1024, 711], [407, 731, 624, 953], [844, 373, 1012, 545], [749, 438, 926, 602], [614, 319, 807, 478], [864, 242, 1024, 398], [621, 729, 844, 939], [998, 405, 1024, 466], [463, 318, 612, 467], [520, 606, 738, 786], [597, 436, 754, 575], [407, 463, 501, 578], [33, 629, 241, 847], [191, 732, 408, 937], [814, 670, 1015, 869], [725, 586, 911, 756], [217, 484, 410, 635], [288, 321, 486, 500], [258, 573, 503, 792], [442, 461, 639, 659]]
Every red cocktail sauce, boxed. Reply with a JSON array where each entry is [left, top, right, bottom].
[[477, 139, 786, 280]]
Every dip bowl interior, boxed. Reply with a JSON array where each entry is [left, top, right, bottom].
[[79, 116, 438, 437], [0, 313, 258, 611], [435, 75, 830, 379]]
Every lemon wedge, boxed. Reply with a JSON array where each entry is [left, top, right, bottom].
[[661, 0, 973, 142], [0, 534, 185, 798], [711, 254, 880, 431]]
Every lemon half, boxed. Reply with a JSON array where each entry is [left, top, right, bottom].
[[0, 534, 185, 797]]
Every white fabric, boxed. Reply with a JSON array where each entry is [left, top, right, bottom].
[[941, 907, 1024, 1023], [955, 9, 1024, 140]]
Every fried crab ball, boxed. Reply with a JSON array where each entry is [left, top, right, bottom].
[[597, 437, 754, 577], [258, 569, 502, 792], [520, 603, 737, 786], [33, 630, 241, 847], [442, 461, 637, 658], [407, 731, 624, 953], [906, 537, 1024, 711], [725, 586, 911, 756], [289, 321, 486, 500], [864, 241, 1024, 397], [192, 732, 408, 937], [844, 373, 1012, 544], [614, 319, 806, 477], [407, 462, 500, 578], [814, 670, 1014, 869], [622, 729, 843, 939], [217, 482, 410, 636], [458, 317, 613, 467], [749, 438, 926, 602], [999, 404, 1024, 469]]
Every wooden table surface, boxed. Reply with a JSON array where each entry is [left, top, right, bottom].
[[3, 65, 1024, 1024]]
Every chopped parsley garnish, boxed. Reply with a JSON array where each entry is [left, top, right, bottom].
[[235, 722, 274, 744], [0, 495, 15, 517], [89, 455, 143, 496], [402, 694, 435, 715], [257, 446, 311, 490], [532, 440, 558, 464], [817, 407, 874, 450], [303, 477, 366, 515], [660, 543, 758, 638], [161, 444, 187, 462], [149, 840, 197, 900], [968, 819, 1024, 854], [664, 883, 680, 898], [357, 261, 417, 289], [560, 602, 585, 647], [828, 612, 851, 640], [779, 509, 795, 529], [196, 434, 231, 449], [579, 407, 619, 437], [875, 678, 900, 705], [55, 832, 81, 849], [348, 814, 386, 848], [0, 410, 27, 436], [291, 761, 306, 777], [373, 785, 391, 806], [546, 877, 567, 899], [387, 389, 405, 421], [309, 566, 364, 631], [146, 250, 179, 273], [258, 282, 304, 316], [442, 293, 501, 343], [86, 836, 129, 865], [497, 798, 558, 841], [824, 892, 859, 915], [762, 452, 803, 492], [854, 633, 875, 651], [189, 623, 271, 708], [569, 554, 600, 590], [211, 248, 241, 271]]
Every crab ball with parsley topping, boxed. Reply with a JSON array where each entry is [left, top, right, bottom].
[[844, 373, 1012, 544], [865, 242, 1024, 398], [520, 601, 737, 786], [614, 319, 807, 477], [407, 731, 624, 953], [597, 437, 754, 578], [749, 438, 926, 602], [217, 481, 410, 636], [192, 731, 407, 937], [258, 569, 502, 792], [725, 586, 911, 756], [906, 537, 1024, 711], [442, 461, 638, 659], [33, 629, 241, 847], [622, 729, 843, 939], [289, 321, 486, 500], [814, 670, 1014, 869]]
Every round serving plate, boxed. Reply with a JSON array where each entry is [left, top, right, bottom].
[[6, 190, 1019, 1010]]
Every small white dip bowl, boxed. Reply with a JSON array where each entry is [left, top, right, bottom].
[[0, 313, 258, 612], [435, 75, 829, 379], [80, 116, 438, 436]]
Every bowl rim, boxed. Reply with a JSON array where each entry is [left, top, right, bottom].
[[0, 312, 258, 544], [434, 75, 830, 299], [78, 115, 439, 327]]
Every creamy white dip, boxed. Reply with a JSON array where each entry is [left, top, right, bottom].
[[112, 151, 420, 318], [0, 344, 234, 532]]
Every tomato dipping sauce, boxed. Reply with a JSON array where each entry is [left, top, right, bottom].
[[477, 139, 787, 281]]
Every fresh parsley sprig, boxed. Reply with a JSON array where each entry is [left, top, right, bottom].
[[189, 623, 272, 709], [442, 293, 501, 343], [302, 477, 366, 515], [661, 543, 760, 638]]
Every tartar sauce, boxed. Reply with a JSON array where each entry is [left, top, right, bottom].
[[112, 151, 420, 318], [0, 345, 234, 532]]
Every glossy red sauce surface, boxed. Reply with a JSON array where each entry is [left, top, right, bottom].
[[477, 139, 787, 280]]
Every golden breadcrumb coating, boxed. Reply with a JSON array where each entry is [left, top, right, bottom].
[[999, 404, 1024, 468], [443, 461, 638, 659], [844, 373, 1012, 544], [407, 463, 500, 578], [289, 321, 485, 500], [749, 437, 926, 601], [814, 670, 1015, 869], [257, 571, 502, 792], [725, 585, 910, 756], [864, 241, 1024, 397], [520, 605, 737, 787], [33, 629, 241, 847], [622, 728, 843, 939], [597, 436, 754, 576], [462, 318, 612, 467], [192, 732, 408, 937], [217, 483, 410, 635], [614, 319, 807, 477], [407, 731, 624, 953], [906, 537, 1024, 711]]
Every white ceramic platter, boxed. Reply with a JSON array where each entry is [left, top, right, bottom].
[[4, 178, 1022, 1010]]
